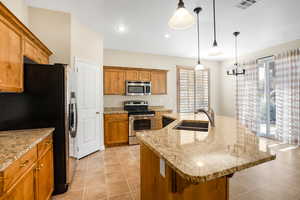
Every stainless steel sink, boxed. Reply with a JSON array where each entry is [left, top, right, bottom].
[[173, 120, 209, 132]]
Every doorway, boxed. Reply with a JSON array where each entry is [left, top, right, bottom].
[[257, 57, 276, 138]]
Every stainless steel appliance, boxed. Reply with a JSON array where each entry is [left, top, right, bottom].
[[124, 100, 155, 145], [0, 61, 78, 194], [126, 81, 151, 96]]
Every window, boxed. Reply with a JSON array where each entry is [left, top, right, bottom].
[[177, 66, 210, 113]]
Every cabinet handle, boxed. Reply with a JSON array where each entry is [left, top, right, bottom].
[[20, 160, 29, 167], [36, 163, 44, 171]]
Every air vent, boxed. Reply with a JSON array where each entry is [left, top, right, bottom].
[[235, 0, 259, 9]]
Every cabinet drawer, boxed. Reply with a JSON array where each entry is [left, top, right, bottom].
[[37, 136, 52, 159], [104, 113, 128, 120], [0, 146, 37, 195]]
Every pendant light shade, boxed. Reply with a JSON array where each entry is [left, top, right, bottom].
[[168, 0, 195, 30], [194, 7, 205, 70], [208, 0, 222, 56]]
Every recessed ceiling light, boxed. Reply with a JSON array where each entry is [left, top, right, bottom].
[[115, 24, 127, 33], [164, 34, 171, 39]]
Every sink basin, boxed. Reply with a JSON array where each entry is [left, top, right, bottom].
[[173, 120, 209, 132]]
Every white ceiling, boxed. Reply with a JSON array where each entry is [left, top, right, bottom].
[[25, 0, 300, 61]]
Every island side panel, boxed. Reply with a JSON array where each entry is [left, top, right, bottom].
[[140, 143, 229, 200]]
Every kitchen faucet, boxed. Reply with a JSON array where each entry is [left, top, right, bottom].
[[196, 109, 215, 127]]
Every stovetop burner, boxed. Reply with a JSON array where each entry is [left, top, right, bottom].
[[124, 100, 155, 116]]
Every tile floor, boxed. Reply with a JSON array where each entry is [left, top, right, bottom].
[[52, 143, 300, 200]]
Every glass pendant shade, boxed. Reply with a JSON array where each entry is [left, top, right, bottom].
[[168, 7, 195, 30], [195, 62, 205, 70], [208, 44, 222, 56]]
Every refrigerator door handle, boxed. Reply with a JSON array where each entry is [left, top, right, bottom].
[[74, 103, 78, 136], [69, 102, 77, 138]]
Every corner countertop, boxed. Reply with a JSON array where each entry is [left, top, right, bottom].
[[0, 128, 54, 171], [136, 113, 276, 183], [104, 106, 173, 114]]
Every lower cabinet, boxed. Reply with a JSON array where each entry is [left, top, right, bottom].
[[36, 149, 54, 200], [104, 114, 129, 146], [153, 111, 172, 130], [0, 135, 54, 200], [5, 167, 35, 200]]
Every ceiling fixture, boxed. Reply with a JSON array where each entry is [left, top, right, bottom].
[[209, 0, 222, 56], [236, 0, 259, 9], [227, 32, 245, 76], [194, 7, 205, 70], [164, 34, 171, 39], [115, 24, 127, 33], [168, 0, 195, 30]]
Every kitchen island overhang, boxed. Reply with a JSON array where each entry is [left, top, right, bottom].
[[137, 113, 276, 200]]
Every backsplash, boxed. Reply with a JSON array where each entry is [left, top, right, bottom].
[[103, 95, 175, 110]]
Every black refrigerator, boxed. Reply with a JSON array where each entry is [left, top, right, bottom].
[[0, 61, 78, 194]]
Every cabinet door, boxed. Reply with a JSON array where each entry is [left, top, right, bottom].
[[24, 38, 38, 62], [104, 114, 129, 145], [36, 149, 54, 200], [37, 50, 49, 64], [139, 71, 151, 81], [0, 16, 23, 92], [5, 167, 35, 200], [151, 71, 167, 94], [104, 69, 125, 95], [125, 70, 139, 81]]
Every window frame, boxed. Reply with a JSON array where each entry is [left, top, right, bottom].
[[176, 65, 211, 113]]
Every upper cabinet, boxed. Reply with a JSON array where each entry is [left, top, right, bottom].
[[104, 66, 168, 95], [0, 2, 52, 93], [104, 68, 126, 95], [151, 71, 167, 94]]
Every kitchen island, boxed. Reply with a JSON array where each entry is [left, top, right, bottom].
[[136, 113, 276, 200]]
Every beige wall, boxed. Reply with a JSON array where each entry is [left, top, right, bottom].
[[2, 0, 28, 26], [103, 49, 222, 114], [219, 39, 300, 117], [28, 7, 71, 64]]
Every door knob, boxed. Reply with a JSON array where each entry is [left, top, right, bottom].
[[96, 112, 100, 114]]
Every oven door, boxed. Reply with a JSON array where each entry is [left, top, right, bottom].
[[129, 115, 154, 145], [126, 82, 145, 96]]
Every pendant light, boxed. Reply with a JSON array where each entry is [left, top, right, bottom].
[[209, 0, 222, 56], [168, 0, 195, 30], [227, 32, 245, 76], [194, 7, 205, 70]]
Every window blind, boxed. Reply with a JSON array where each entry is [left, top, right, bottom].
[[177, 66, 210, 113]]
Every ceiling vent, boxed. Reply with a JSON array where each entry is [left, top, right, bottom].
[[235, 0, 259, 9]]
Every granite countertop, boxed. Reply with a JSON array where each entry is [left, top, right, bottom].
[[136, 113, 276, 183], [0, 128, 55, 171], [104, 106, 172, 114]]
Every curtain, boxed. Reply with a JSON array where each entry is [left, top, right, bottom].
[[275, 49, 300, 145], [236, 61, 259, 133]]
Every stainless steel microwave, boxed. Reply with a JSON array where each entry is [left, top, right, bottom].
[[126, 81, 151, 96]]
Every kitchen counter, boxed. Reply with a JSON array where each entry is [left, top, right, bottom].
[[0, 128, 54, 171], [104, 106, 172, 114], [137, 113, 276, 184]]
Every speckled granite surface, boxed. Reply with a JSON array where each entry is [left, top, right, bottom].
[[0, 128, 54, 171], [104, 106, 172, 114], [104, 107, 128, 114], [137, 113, 276, 183]]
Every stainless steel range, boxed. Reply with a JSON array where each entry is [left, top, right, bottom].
[[124, 100, 155, 145]]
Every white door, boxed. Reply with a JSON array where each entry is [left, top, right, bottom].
[[75, 59, 102, 158]]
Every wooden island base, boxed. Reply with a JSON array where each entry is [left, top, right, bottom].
[[140, 144, 229, 200]]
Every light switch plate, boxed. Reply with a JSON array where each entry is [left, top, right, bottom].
[[160, 158, 166, 177]]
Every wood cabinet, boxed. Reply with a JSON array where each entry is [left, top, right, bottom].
[[0, 135, 54, 200], [140, 143, 228, 200], [104, 66, 167, 95], [151, 71, 167, 94], [104, 69, 126, 95], [0, 2, 52, 93], [36, 149, 53, 200], [104, 113, 129, 146], [0, 13, 23, 92], [153, 111, 172, 130]]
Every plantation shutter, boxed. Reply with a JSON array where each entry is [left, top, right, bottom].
[[177, 66, 210, 113]]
